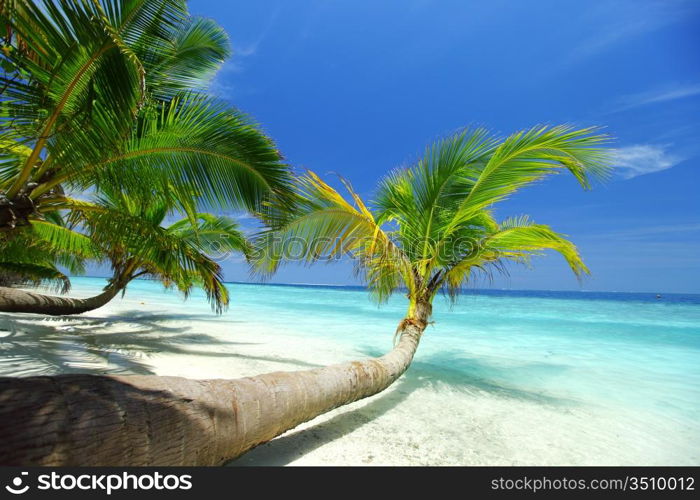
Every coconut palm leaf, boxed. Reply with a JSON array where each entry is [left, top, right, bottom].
[[375, 129, 497, 274], [62, 189, 249, 312], [438, 215, 588, 298], [29, 220, 101, 260], [168, 213, 251, 258], [31, 95, 291, 214], [0, 261, 71, 293], [2, 0, 292, 237], [443, 126, 611, 232], [482, 216, 588, 276], [254, 171, 413, 303], [258, 126, 612, 314], [143, 16, 231, 99], [0, 0, 171, 197], [0, 217, 97, 291]]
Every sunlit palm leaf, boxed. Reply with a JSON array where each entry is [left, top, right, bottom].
[[254, 171, 413, 302], [46, 95, 292, 213], [483, 216, 588, 277], [0, 261, 70, 293], [259, 125, 612, 310]]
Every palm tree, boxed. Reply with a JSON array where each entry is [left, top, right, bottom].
[[0, 125, 612, 465], [0, 0, 292, 312], [0, 188, 249, 315], [1, 0, 291, 231], [0, 213, 98, 292]]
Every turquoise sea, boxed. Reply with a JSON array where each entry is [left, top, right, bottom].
[[1, 277, 699, 465], [136, 278, 700, 419]]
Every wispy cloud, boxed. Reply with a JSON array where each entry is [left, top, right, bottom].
[[231, 7, 280, 59], [568, 0, 699, 63], [610, 83, 700, 113], [597, 223, 700, 240], [208, 60, 239, 99], [614, 144, 684, 179], [208, 8, 281, 99]]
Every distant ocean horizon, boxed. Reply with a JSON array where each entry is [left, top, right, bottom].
[[74, 275, 700, 304]]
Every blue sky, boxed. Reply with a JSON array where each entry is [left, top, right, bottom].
[[184, 0, 700, 293]]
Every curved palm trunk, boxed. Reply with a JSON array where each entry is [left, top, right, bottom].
[[0, 312, 429, 466], [0, 284, 122, 316]]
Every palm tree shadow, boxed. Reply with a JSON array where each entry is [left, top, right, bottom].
[[0, 310, 322, 378], [229, 377, 417, 466], [2, 311, 577, 466]]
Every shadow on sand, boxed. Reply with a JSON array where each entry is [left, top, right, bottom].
[[0, 310, 322, 378], [1, 311, 574, 466]]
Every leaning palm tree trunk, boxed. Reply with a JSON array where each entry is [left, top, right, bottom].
[[0, 284, 122, 316], [0, 317, 427, 465]]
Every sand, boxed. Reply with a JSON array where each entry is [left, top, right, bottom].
[[0, 291, 697, 466]]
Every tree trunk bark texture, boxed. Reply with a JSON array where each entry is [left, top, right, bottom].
[[0, 320, 426, 465], [0, 285, 121, 316]]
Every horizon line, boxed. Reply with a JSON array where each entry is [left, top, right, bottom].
[[70, 275, 699, 296]]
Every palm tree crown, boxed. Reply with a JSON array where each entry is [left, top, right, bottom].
[[0, 0, 293, 307], [0, 0, 293, 232], [76, 188, 249, 312], [255, 125, 612, 319]]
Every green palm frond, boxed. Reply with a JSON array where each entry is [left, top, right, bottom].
[[437, 216, 588, 299], [29, 220, 102, 260], [167, 213, 251, 258], [0, 217, 99, 291], [66, 194, 245, 313], [35, 95, 292, 213], [445, 126, 611, 229], [0, 0, 165, 197], [1, 0, 294, 313], [144, 16, 231, 99], [0, 138, 32, 184], [253, 171, 413, 303], [484, 216, 589, 277], [3, 1, 292, 223], [0, 261, 71, 294], [375, 129, 497, 273], [258, 125, 611, 312]]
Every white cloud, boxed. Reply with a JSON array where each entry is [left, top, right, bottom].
[[568, 0, 699, 62], [207, 8, 280, 99], [234, 44, 259, 58], [596, 223, 700, 240], [614, 144, 683, 179], [612, 84, 700, 112], [570, 18, 654, 61], [208, 60, 239, 99], [231, 8, 280, 59]]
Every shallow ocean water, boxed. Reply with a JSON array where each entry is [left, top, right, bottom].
[[1, 277, 698, 465]]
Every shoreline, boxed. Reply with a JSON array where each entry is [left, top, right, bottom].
[[1, 280, 698, 466]]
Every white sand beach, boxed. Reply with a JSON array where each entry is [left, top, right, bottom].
[[1, 280, 697, 466]]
